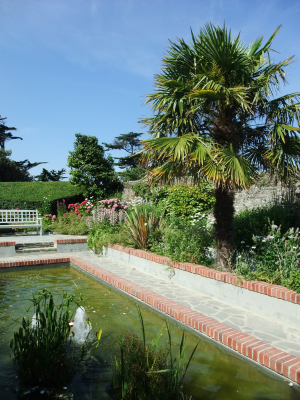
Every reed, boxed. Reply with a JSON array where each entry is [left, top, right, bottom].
[[10, 290, 90, 388], [112, 307, 198, 400]]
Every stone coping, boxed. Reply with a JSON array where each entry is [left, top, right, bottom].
[[0, 254, 299, 384], [109, 245, 300, 305]]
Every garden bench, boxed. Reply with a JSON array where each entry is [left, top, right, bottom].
[[0, 210, 43, 236]]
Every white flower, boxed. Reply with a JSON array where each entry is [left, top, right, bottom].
[[252, 246, 256, 249], [237, 255, 241, 259], [241, 241, 245, 244]]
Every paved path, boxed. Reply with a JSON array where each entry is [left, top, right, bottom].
[[0, 232, 87, 243], [1, 236, 300, 362]]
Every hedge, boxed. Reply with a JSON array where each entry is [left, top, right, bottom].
[[0, 182, 85, 215]]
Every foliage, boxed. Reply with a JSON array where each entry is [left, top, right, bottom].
[[125, 206, 166, 250], [0, 115, 21, 150], [0, 149, 32, 182], [112, 308, 198, 400], [120, 166, 145, 182], [99, 198, 128, 211], [102, 132, 145, 181], [53, 213, 89, 235], [42, 214, 56, 232], [35, 168, 67, 182], [155, 183, 214, 221], [68, 199, 94, 217], [68, 133, 122, 198], [131, 181, 154, 201], [149, 218, 214, 266], [87, 222, 129, 253], [0, 181, 85, 215], [57, 199, 68, 217], [10, 290, 89, 388], [140, 23, 300, 269], [234, 204, 300, 249], [234, 225, 300, 293]]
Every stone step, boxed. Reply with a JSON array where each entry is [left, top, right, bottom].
[[15, 242, 55, 250], [15, 247, 57, 254]]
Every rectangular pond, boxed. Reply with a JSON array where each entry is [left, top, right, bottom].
[[0, 264, 299, 399]]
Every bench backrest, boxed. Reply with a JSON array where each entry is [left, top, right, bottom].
[[0, 210, 39, 224]]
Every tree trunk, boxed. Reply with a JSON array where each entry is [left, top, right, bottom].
[[214, 184, 235, 271]]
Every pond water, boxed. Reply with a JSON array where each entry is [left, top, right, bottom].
[[0, 265, 299, 400]]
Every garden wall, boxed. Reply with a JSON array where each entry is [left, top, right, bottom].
[[123, 175, 300, 212], [103, 245, 300, 330]]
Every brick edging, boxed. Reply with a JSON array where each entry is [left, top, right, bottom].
[[55, 239, 87, 244], [0, 256, 70, 268], [108, 245, 300, 305], [0, 241, 16, 247], [1, 254, 299, 384]]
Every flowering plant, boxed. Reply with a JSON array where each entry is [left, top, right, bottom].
[[99, 198, 128, 211], [68, 199, 94, 217], [57, 199, 67, 218], [43, 214, 56, 231], [234, 224, 300, 292]]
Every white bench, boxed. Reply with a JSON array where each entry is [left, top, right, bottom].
[[0, 210, 43, 236]]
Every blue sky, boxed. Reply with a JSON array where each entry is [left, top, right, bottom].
[[0, 0, 299, 177]]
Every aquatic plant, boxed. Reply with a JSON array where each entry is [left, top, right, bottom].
[[112, 307, 198, 400], [10, 290, 99, 388]]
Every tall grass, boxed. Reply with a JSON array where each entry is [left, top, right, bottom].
[[112, 307, 198, 400]]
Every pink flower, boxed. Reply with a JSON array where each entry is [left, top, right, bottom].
[[285, 242, 288, 245], [52, 215, 56, 220]]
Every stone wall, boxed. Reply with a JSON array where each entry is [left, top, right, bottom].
[[122, 176, 300, 213]]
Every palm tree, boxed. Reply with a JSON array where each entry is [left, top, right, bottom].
[[140, 23, 300, 270]]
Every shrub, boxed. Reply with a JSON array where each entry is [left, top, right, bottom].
[[150, 218, 214, 266], [233, 204, 300, 250], [99, 198, 128, 211], [53, 213, 89, 235], [87, 222, 129, 253], [234, 225, 300, 292], [10, 290, 90, 388], [155, 183, 214, 221], [0, 181, 85, 215], [111, 308, 198, 400], [68, 199, 94, 216]]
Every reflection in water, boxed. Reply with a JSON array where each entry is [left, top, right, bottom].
[[0, 265, 299, 399]]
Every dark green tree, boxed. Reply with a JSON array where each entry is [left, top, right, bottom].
[[0, 116, 22, 150], [102, 132, 144, 181], [0, 149, 31, 181], [35, 168, 67, 182], [68, 133, 122, 198]]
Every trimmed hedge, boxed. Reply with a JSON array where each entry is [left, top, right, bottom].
[[0, 182, 85, 215]]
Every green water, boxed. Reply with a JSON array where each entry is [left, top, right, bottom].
[[0, 265, 299, 400]]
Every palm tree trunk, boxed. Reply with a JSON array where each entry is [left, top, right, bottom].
[[214, 184, 235, 271]]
